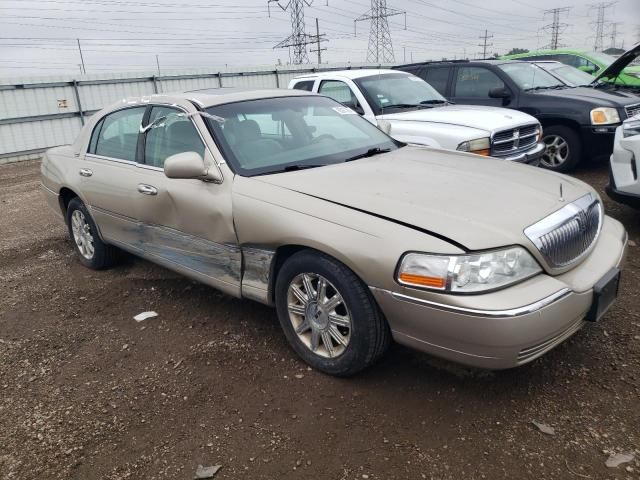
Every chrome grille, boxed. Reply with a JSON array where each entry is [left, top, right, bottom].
[[491, 123, 540, 157], [625, 103, 640, 119], [524, 193, 602, 270]]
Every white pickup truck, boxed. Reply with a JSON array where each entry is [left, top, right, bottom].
[[289, 69, 545, 163]]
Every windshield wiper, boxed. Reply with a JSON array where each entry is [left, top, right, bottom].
[[282, 164, 325, 172], [382, 103, 425, 109], [525, 85, 568, 91], [419, 99, 448, 105], [345, 147, 391, 162]]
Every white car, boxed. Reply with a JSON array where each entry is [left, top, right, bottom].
[[607, 115, 640, 208], [289, 69, 545, 164]]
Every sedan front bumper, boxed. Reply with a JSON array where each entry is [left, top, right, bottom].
[[370, 216, 628, 369]]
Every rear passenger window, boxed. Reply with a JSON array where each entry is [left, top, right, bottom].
[[424, 67, 450, 95], [94, 107, 145, 162], [454, 67, 505, 98], [292, 80, 314, 91]]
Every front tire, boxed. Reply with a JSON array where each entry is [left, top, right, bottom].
[[275, 250, 390, 376], [66, 197, 117, 269], [540, 125, 582, 172]]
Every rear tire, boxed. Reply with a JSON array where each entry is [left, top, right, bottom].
[[275, 250, 390, 376], [66, 197, 117, 270], [540, 125, 582, 172]]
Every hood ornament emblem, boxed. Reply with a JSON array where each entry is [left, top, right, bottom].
[[559, 182, 565, 202]]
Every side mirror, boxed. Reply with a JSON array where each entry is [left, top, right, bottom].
[[164, 152, 207, 179], [377, 119, 392, 135], [488, 87, 511, 99], [578, 65, 596, 74]]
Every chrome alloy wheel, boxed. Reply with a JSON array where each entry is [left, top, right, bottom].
[[287, 273, 352, 358], [71, 210, 95, 260], [541, 134, 570, 168]]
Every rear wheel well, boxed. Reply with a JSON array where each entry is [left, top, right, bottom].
[[59, 187, 79, 218]]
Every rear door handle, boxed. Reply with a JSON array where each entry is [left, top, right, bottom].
[[79, 168, 93, 177], [137, 184, 158, 196]]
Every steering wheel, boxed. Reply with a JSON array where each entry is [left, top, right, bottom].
[[311, 134, 336, 144]]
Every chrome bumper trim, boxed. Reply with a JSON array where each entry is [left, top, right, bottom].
[[371, 287, 572, 318], [40, 182, 58, 196], [498, 141, 545, 163]]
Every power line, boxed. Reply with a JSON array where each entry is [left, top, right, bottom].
[[354, 0, 405, 63], [478, 30, 493, 58], [590, 2, 616, 52], [543, 7, 571, 49]]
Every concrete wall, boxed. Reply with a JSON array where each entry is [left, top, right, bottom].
[[0, 62, 389, 164]]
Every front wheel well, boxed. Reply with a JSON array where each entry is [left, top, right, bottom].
[[270, 245, 309, 303], [539, 118, 581, 135]]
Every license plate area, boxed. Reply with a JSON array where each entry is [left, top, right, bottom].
[[586, 268, 620, 322]]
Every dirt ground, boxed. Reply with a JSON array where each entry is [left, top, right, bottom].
[[1, 159, 639, 480]]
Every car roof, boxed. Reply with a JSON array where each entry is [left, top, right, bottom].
[[395, 59, 519, 68], [112, 88, 312, 110], [293, 69, 408, 81]]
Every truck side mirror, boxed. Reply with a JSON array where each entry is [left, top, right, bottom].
[[488, 87, 511, 99]]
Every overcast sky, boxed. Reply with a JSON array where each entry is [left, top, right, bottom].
[[0, 0, 638, 78]]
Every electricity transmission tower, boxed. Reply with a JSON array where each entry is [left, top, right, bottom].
[[478, 30, 493, 58], [354, 0, 406, 63], [542, 7, 571, 49], [268, 0, 325, 64], [590, 2, 617, 52], [608, 21, 622, 49]]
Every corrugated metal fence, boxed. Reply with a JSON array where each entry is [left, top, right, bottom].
[[0, 62, 388, 164]]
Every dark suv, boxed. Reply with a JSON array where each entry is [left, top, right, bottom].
[[395, 60, 640, 171]]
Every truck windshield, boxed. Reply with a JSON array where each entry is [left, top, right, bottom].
[[205, 95, 400, 176], [354, 73, 448, 115], [498, 62, 566, 90]]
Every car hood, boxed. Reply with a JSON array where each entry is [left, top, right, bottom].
[[377, 105, 537, 131], [255, 147, 593, 252], [593, 43, 640, 83], [534, 86, 640, 104]]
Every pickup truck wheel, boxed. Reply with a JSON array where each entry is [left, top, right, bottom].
[[66, 197, 117, 269], [275, 250, 390, 376], [540, 125, 581, 172]]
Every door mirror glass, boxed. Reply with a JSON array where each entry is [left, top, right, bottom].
[[578, 65, 596, 74], [344, 102, 365, 115], [488, 87, 511, 98], [164, 151, 207, 179]]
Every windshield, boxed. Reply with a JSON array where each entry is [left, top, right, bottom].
[[498, 62, 565, 90], [542, 63, 596, 86], [589, 52, 617, 67], [205, 95, 400, 176], [354, 73, 447, 115]]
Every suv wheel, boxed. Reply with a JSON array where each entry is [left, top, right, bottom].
[[275, 250, 390, 376], [66, 197, 118, 269], [540, 125, 581, 172]]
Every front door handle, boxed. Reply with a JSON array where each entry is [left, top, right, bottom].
[[79, 168, 93, 177], [137, 184, 158, 196]]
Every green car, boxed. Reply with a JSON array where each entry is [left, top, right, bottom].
[[502, 48, 640, 87]]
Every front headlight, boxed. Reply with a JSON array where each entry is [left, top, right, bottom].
[[590, 107, 621, 125], [623, 118, 640, 138], [396, 247, 542, 293], [457, 137, 490, 156]]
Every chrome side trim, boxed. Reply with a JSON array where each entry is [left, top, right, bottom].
[[85, 153, 137, 166], [371, 287, 572, 318], [241, 247, 276, 305], [40, 182, 58, 196]]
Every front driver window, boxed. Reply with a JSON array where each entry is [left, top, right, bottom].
[[144, 106, 206, 168], [94, 107, 145, 161], [454, 67, 505, 98]]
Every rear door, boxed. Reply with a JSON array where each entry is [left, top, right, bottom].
[[450, 65, 507, 107], [81, 105, 151, 250]]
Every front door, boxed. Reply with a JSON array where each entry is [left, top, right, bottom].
[[451, 66, 508, 107], [134, 104, 241, 296]]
